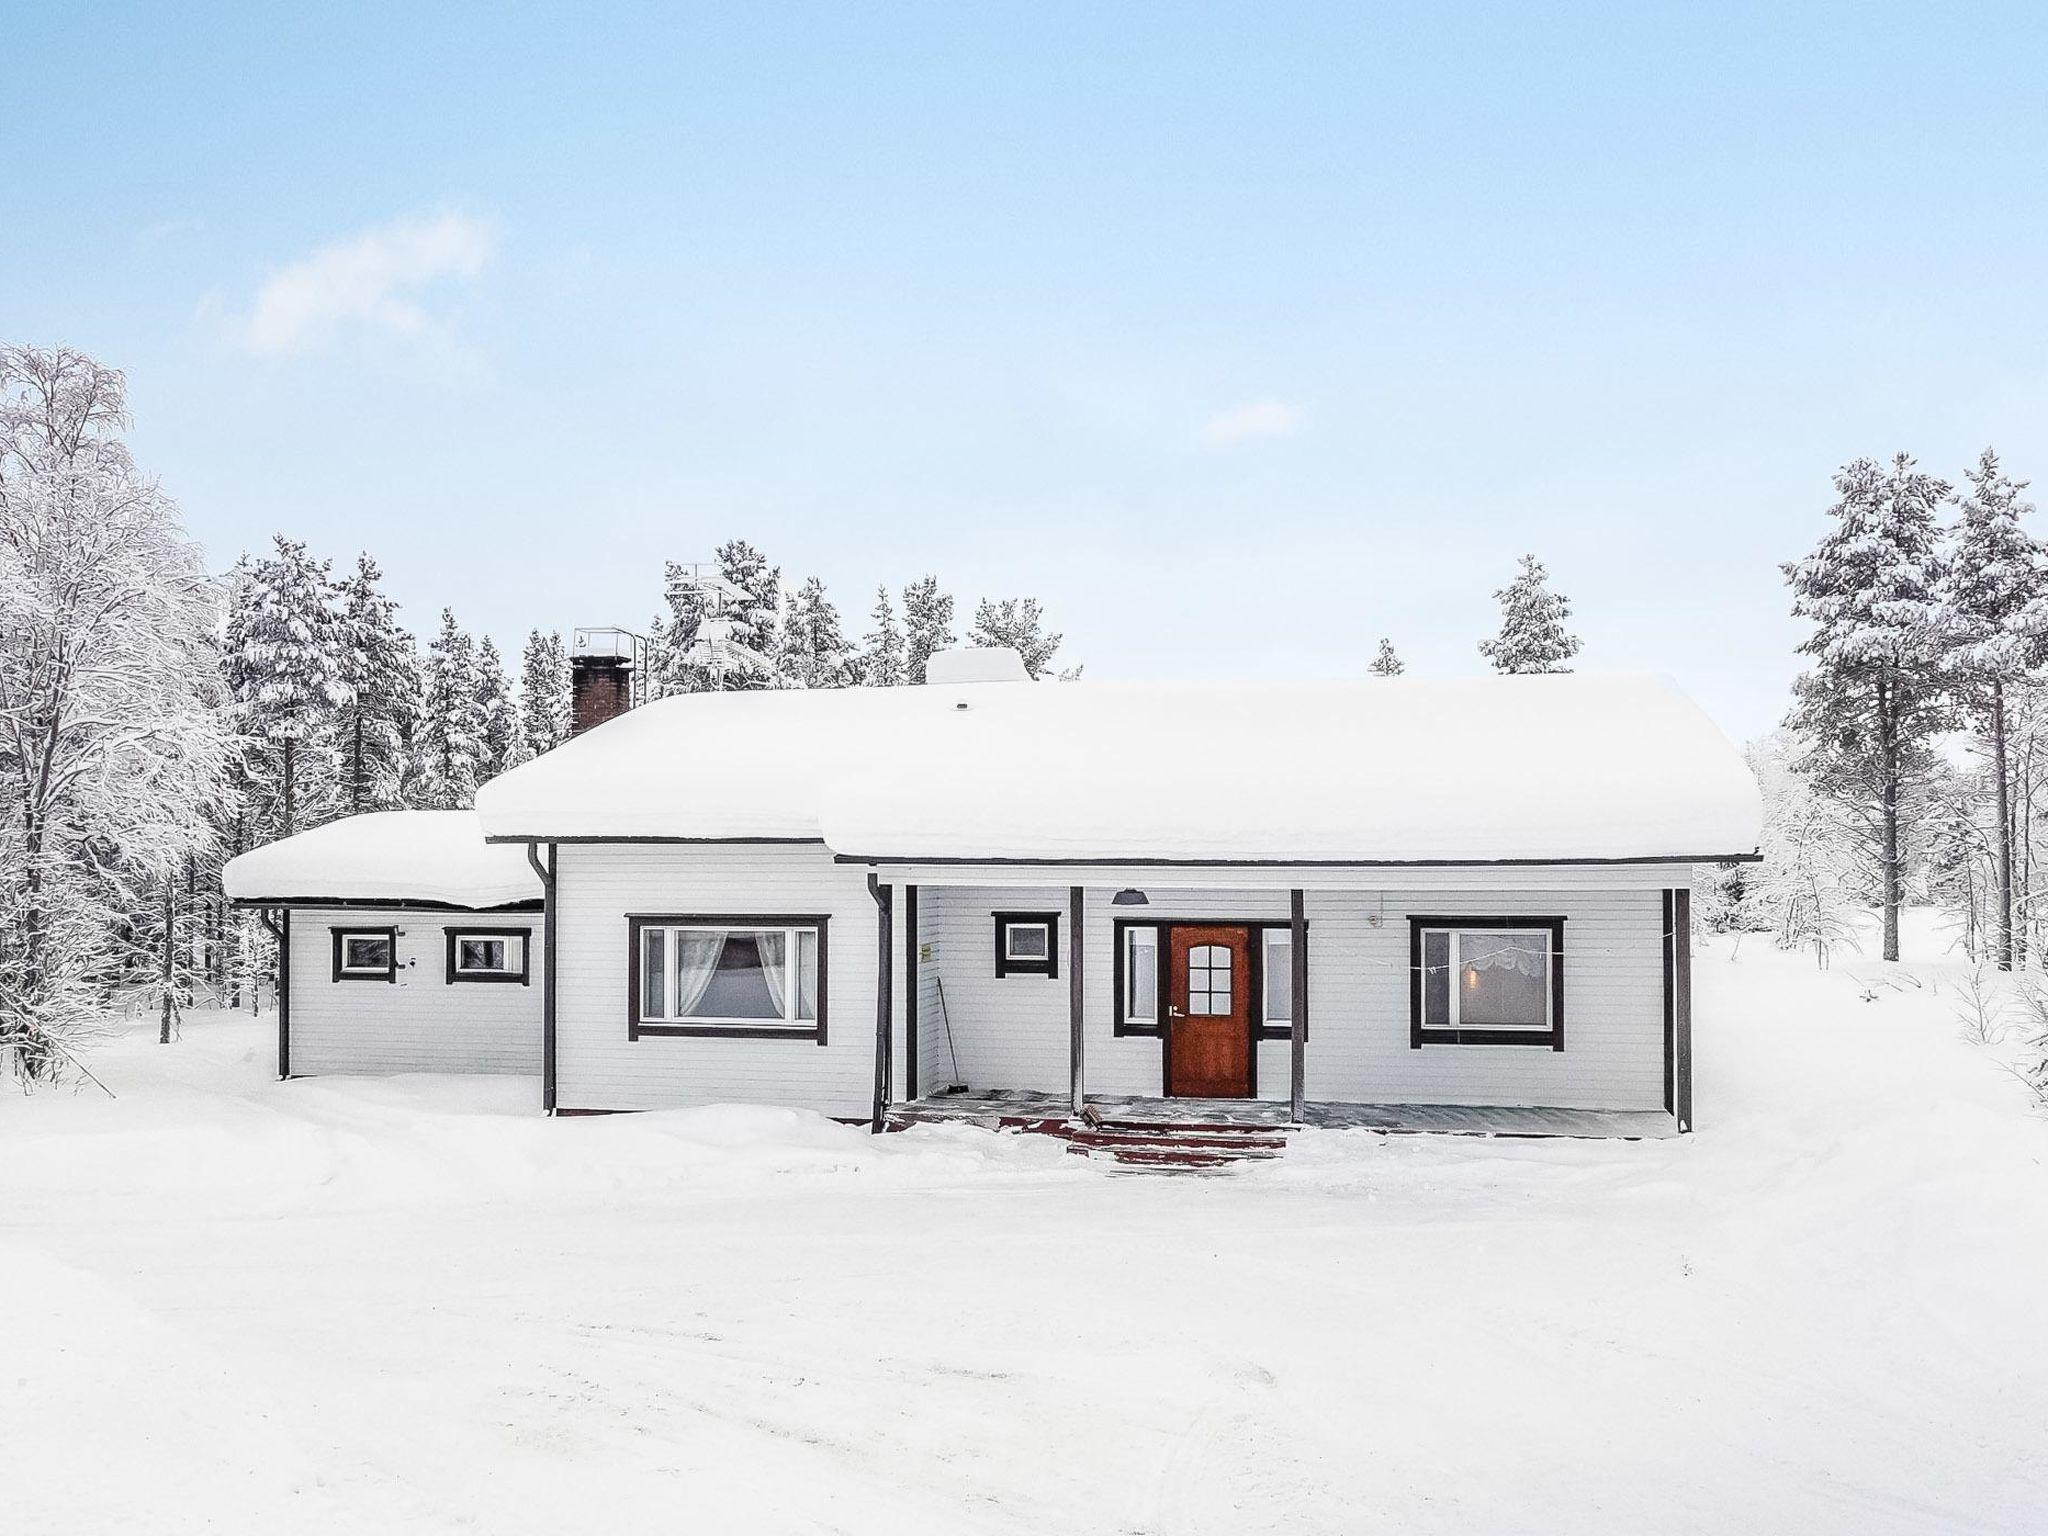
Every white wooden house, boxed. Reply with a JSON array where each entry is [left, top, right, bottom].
[[228, 651, 1760, 1137]]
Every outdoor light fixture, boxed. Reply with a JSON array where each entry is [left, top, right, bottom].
[[1111, 888, 1149, 906]]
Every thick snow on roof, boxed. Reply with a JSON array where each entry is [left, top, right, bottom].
[[476, 673, 1760, 864], [222, 811, 543, 907]]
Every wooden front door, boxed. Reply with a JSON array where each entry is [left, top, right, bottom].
[[1166, 925, 1253, 1098]]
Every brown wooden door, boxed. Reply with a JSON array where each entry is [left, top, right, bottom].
[[1166, 925, 1253, 1098]]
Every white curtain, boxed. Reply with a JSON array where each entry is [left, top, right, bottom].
[[1460, 933, 1548, 977], [673, 932, 726, 1018], [754, 930, 788, 1019]]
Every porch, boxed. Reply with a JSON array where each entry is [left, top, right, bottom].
[[888, 1088, 1678, 1140]]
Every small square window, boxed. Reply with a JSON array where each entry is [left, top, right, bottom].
[[993, 912, 1060, 977], [332, 928, 397, 982], [446, 929, 529, 985]]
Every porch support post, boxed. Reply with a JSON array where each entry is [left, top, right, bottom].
[[1288, 888, 1307, 1123], [1673, 886, 1693, 1133], [868, 872, 893, 1134], [1068, 885, 1085, 1116], [903, 884, 919, 1103], [257, 907, 290, 1080], [527, 841, 558, 1115]]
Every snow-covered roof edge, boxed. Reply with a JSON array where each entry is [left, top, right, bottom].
[[223, 811, 545, 909]]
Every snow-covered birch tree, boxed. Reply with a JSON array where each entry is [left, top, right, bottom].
[[968, 597, 1062, 678], [0, 344, 236, 1079], [1479, 555, 1582, 673], [1785, 454, 1954, 962]]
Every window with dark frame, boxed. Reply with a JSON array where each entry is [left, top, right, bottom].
[[445, 927, 530, 985], [628, 916, 828, 1042], [1113, 918, 1305, 1040], [993, 911, 1060, 978], [1408, 916, 1565, 1050], [331, 927, 398, 983]]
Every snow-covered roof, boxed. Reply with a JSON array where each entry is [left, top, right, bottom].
[[475, 673, 1761, 864], [222, 811, 544, 908]]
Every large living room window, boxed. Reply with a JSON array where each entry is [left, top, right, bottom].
[[629, 916, 827, 1042], [1409, 916, 1565, 1050]]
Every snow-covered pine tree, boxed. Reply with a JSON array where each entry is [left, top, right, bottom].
[[1785, 454, 1955, 962], [474, 635, 523, 778], [1941, 447, 2046, 969], [229, 535, 350, 837], [1479, 555, 1582, 674], [415, 609, 487, 809], [714, 539, 781, 689], [0, 343, 237, 1079], [860, 584, 904, 686], [902, 575, 955, 685], [1368, 638, 1404, 676], [777, 576, 854, 688], [519, 629, 572, 755], [334, 553, 417, 815], [968, 597, 1062, 678]]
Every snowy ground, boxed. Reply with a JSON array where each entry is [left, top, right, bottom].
[[6, 911, 2046, 1535]]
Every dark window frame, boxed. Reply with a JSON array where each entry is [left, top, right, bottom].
[[625, 913, 829, 1044], [1407, 915, 1566, 1050], [1111, 916, 1307, 1041], [443, 926, 532, 986], [330, 925, 399, 984], [992, 910, 1061, 978]]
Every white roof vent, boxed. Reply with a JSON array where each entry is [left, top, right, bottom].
[[924, 646, 1030, 686]]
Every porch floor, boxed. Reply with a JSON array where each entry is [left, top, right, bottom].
[[889, 1089, 1677, 1140]]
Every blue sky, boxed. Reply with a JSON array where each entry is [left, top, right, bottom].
[[10, 1, 2048, 740]]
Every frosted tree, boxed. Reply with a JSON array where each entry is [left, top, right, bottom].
[[1786, 454, 1954, 962], [415, 609, 486, 809], [334, 554, 417, 815], [902, 575, 955, 685], [1368, 638, 1404, 677], [1745, 734, 1864, 966], [1941, 448, 2046, 969], [519, 629, 572, 755], [713, 539, 781, 690], [1479, 554, 1581, 674], [228, 535, 349, 837], [860, 584, 904, 686], [968, 597, 1062, 678], [0, 344, 236, 1079], [649, 541, 779, 693], [474, 635, 522, 778], [777, 576, 854, 688]]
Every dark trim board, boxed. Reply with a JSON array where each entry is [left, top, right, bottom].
[[837, 851, 1761, 868], [232, 897, 543, 912], [904, 884, 920, 1102], [257, 908, 290, 1079], [487, 835, 826, 847], [443, 926, 534, 985], [1111, 916, 1308, 1041], [527, 841, 558, 1116], [992, 910, 1061, 978], [624, 913, 830, 1045], [1407, 915, 1567, 1050], [1673, 888, 1694, 1133], [330, 925, 399, 983], [1662, 890, 1676, 1116]]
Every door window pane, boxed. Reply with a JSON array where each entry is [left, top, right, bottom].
[[1124, 927, 1157, 1024], [1263, 931, 1292, 1024], [1187, 944, 1232, 1016]]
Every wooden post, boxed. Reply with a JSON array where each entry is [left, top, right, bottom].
[[868, 873, 893, 1133], [1289, 888, 1308, 1123], [1068, 885, 1085, 1117], [526, 842, 558, 1115], [257, 908, 290, 1078], [1673, 887, 1693, 1133], [159, 876, 175, 1045], [903, 885, 920, 1103]]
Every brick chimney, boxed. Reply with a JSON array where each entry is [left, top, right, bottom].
[[570, 627, 636, 736]]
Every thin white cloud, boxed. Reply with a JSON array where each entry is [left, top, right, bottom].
[[1197, 399, 1300, 447], [241, 210, 495, 355]]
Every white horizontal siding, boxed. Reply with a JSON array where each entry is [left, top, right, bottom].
[[553, 844, 881, 1116], [286, 907, 542, 1077], [908, 878, 1677, 1112]]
